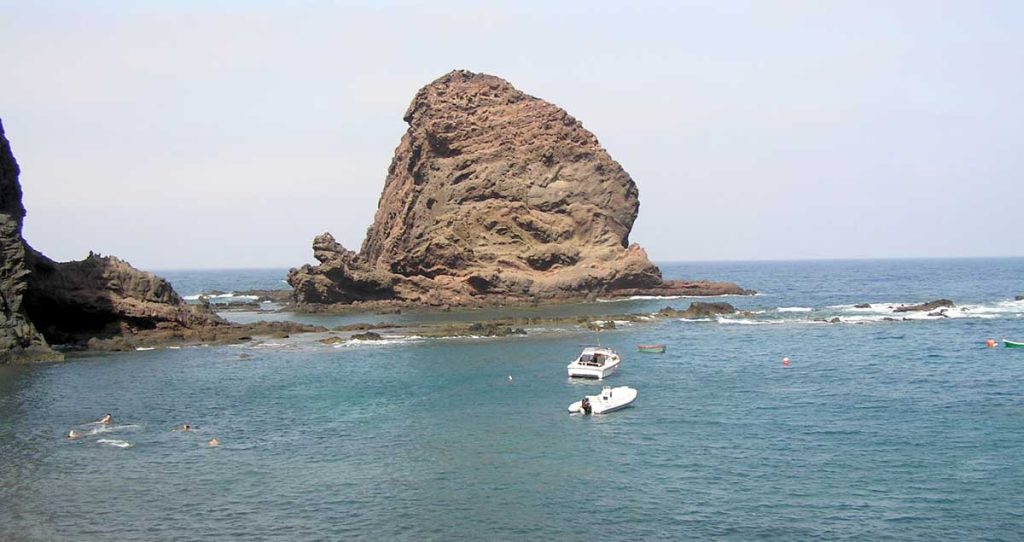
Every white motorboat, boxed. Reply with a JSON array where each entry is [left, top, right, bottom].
[[567, 346, 621, 379], [568, 386, 637, 415]]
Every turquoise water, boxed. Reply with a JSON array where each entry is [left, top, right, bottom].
[[2, 259, 1024, 540]]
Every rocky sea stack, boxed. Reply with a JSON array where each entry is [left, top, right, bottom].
[[0, 120, 61, 362], [0, 118, 227, 363], [289, 70, 750, 307]]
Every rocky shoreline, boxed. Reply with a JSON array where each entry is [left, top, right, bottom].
[[60, 294, 1020, 354], [78, 321, 328, 352]]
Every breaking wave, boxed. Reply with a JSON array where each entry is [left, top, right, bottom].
[[334, 336, 426, 348], [717, 317, 783, 326], [183, 292, 260, 303], [681, 298, 1024, 327]]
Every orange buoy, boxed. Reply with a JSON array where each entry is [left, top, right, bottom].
[[986, 339, 996, 348]]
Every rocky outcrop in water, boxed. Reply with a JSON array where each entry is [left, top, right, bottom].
[[0, 120, 62, 363], [893, 299, 954, 313], [289, 70, 750, 307], [24, 249, 224, 346], [658, 302, 737, 319]]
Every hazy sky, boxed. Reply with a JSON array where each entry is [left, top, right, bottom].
[[3, 1, 1021, 270]]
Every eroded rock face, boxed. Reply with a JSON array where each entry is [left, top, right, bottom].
[[289, 70, 749, 305], [658, 302, 738, 319], [24, 248, 225, 346], [361, 70, 647, 280], [0, 120, 62, 362], [289, 233, 397, 304]]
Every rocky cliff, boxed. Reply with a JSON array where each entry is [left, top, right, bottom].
[[289, 70, 749, 306], [24, 248, 224, 346], [0, 118, 229, 362], [0, 120, 62, 362]]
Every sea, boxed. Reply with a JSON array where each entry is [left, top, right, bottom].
[[1, 258, 1022, 540]]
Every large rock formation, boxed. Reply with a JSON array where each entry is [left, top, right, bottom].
[[24, 248, 223, 346], [0, 117, 230, 362], [0, 119, 62, 362], [290, 70, 750, 306]]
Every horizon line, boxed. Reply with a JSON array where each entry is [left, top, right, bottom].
[[150, 254, 1024, 272]]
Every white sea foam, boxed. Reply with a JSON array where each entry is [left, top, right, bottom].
[[829, 302, 899, 312], [184, 293, 259, 302], [86, 424, 140, 436], [253, 342, 291, 349], [135, 347, 155, 351], [587, 319, 633, 327], [838, 315, 893, 324], [96, 439, 132, 448], [335, 336, 424, 347], [525, 327, 572, 334], [667, 297, 1023, 327], [825, 299, 1024, 322], [961, 298, 1024, 316], [717, 317, 781, 325]]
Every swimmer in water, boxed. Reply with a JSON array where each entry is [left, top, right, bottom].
[[68, 430, 83, 440], [178, 423, 191, 432], [208, 437, 219, 448], [97, 413, 112, 425]]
